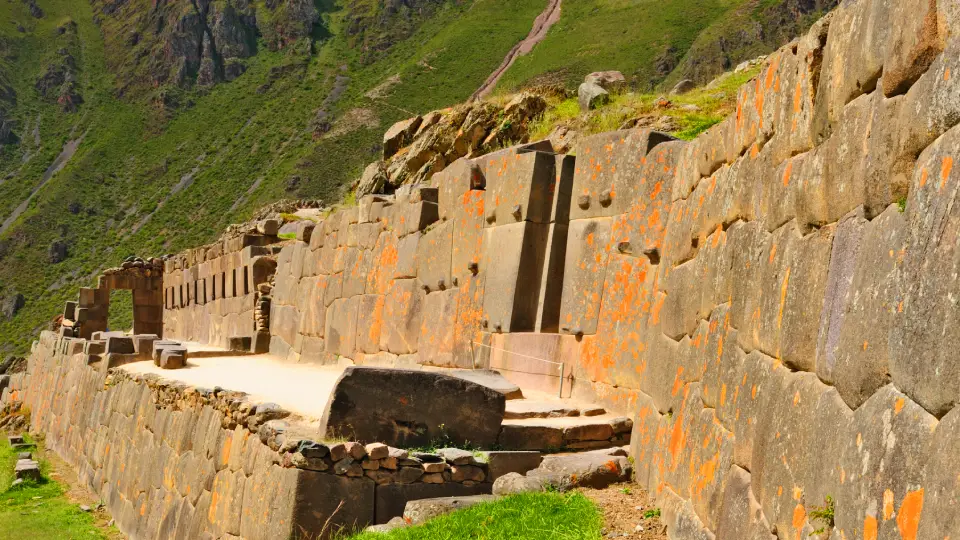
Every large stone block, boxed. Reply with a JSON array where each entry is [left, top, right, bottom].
[[579, 253, 656, 389], [325, 297, 359, 358], [418, 289, 459, 367], [481, 222, 550, 333], [379, 279, 424, 355], [416, 220, 453, 292], [319, 367, 505, 448], [569, 129, 676, 221], [558, 217, 612, 336], [437, 158, 485, 222], [919, 405, 960, 539], [374, 482, 491, 524], [291, 470, 375, 539], [835, 385, 935, 540], [891, 124, 960, 416], [297, 276, 326, 338], [355, 295, 384, 355], [484, 151, 558, 226], [450, 189, 486, 285]]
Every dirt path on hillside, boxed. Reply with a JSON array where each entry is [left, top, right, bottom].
[[471, 0, 562, 100]]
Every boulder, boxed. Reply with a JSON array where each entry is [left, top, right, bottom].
[[578, 82, 609, 112], [403, 495, 498, 525], [584, 71, 626, 91], [357, 161, 388, 197], [383, 116, 423, 159], [534, 454, 632, 489], [319, 367, 506, 448], [670, 79, 696, 95]]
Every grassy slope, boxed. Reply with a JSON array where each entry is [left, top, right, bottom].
[[0, 434, 112, 539], [346, 491, 603, 540], [0, 0, 547, 353], [493, 0, 748, 92]]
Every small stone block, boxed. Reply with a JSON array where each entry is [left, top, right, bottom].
[[159, 349, 186, 369], [228, 336, 252, 352]]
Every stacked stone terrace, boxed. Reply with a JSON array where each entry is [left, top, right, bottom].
[[3, 0, 960, 538]]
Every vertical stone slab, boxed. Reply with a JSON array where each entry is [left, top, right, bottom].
[[558, 217, 612, 336], [579, 252, 656, 390], [481, 221, 550, 333], [450, 189, 486, 285], [533, 223, 568, 333], [324, 296, 359, 358], [297, 276, 326, 338], [291, 470, 375, 538], [835, 385, 936, 540], [416, 220, 453, 292], [452, 271, 486, 369], [355, 294, 385, 355], [891, 124, 960, 416], [487, 151, 557, 226], [380, 279, 424, 355], [418, 288, 460, 367]]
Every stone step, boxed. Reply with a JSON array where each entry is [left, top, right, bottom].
[[497, 415, 632, 451], [503, 399, 606, 419]]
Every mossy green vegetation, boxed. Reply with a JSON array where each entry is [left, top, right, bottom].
[[345, 491, 603, 540], [529, 65, 763, 143]]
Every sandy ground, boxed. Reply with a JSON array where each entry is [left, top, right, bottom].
[[581, 484, 667, 539], [120, 345, 345, 422]]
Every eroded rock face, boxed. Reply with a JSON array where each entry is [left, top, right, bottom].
[[319, 367, 506, 448]]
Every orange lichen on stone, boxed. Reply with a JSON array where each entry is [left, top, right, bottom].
[[897, 489, 924, 540]]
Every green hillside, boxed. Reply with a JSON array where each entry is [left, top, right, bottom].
[[0, 0, 833, 354]]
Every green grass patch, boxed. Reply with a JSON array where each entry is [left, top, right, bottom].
[[346, 491, 603, 540], [0, 434, 110, 539]]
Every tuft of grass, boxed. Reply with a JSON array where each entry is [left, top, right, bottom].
[[346, 491, 603, 540], [0, 433, 112, 539], [278, 232, 298, 240], [809, 495, 835, 535], [642, 508, 661, 519]]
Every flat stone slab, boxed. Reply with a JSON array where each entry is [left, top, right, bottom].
[[482, 451, 543, 482], [403, 495, 499, 525], [320, 367, 506, 448], [443, 369, 523, 400], [7, 435, 24, 445], [504, 400, 604, 419]]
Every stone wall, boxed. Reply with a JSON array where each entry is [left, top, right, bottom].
[[12, 0, 960, 537], [163, 236, 279, 349], [265, 139, 573, 368], [1, 332, 495, 539], [250, 0, 960, 536]]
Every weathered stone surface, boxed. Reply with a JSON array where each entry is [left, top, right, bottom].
[[319, 367, 505, 447], [481, 222, 550, 333], [379, 279, 424, 354], [292, 470, 375, 536], [497, 423, 563, 451], [404, 494, 497, 525], [578, 82, 609, 112], [417, 289, 460, 367], [891, 124, 960, 416], [558, 217, 611, 335], [482, 451, 542, 482], [919, 405, 960, 539], [376, 483, 491, 524]]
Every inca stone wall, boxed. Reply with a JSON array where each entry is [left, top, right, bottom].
[[263, 139, 573, 368], [163, 236, 279, 350], [2, 332, 497, 539], [5, 0, 960, 538], [237, 0, 959, 536]]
